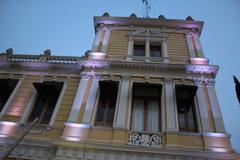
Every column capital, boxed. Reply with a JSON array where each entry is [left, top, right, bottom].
[[129, 35, 134, 41], [162, 32, 168, 39], [80, 71, 102, 80], [193, 77, 215, 86], [205, 78, 216, 86], [122, 74, 130, 81], [164, 77, 173, 83], [144, 76, 150, 83], [186, 32, 194, 38]]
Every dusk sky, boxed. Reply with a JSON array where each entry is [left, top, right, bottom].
[[0, 0, 239, 152]]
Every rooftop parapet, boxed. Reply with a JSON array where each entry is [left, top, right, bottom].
[[94, 14, 204, 34]]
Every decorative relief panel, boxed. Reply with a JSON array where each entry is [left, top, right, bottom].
[[128, 132, 162, 147]]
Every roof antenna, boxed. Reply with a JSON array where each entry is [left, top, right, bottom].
[[142, 0, 151, 18]]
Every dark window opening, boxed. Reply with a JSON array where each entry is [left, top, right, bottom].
[[0, 79, 18, 112], [133, 44, 145, 57], [131, 83, 162, 132], [150, 45, 161, 57], [175, 85, 198, 133], [28, 81, 63, 124], [95, 81, 119, 127]]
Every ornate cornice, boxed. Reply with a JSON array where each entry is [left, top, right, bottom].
[[0, 54, 219, 77], [94, 16, 204, 33]]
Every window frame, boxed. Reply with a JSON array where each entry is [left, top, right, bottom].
[[130, 82, 163, 133], [150, 43, 162, 58], [27, 81, 64, 124], [133, 42, 146, 57], [94, 80, 120, 127], [20, 79, 68, 126], [0, 77, 22, 118], [175, 84, 199, 133], [128, 30, 166, 61]]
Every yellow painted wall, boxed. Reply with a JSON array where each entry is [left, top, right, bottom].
[[106, 30, 129, 60], [167, 33, 190, 64]]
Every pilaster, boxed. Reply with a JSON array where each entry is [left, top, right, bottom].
[[114, 75, 130, 129], [162, 37, 169, 63], [101, 29, 111, 53], [194, 78, 215, 132], [126, 36, 134, 61], [81, 72, 102, 124], [92, 29, 103, 51], [145, 37, 150, 62], [68, 76, 88, 122], [164, 77, 178, 132], [205, 80, 226, 133], [185, 32, 196, 58], [193, 33, 204, 58]]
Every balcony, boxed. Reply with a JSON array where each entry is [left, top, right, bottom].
[[128, 132, 162, 147]]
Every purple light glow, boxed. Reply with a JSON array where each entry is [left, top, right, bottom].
[[80, 60, 109, 69], [64, 122, 90, 128], [62, 122, 90, 142], [210, 148, 229, 153], [62, 136, 82, 142], [0, 121, 18, 137], [178, 23, 200, 30], [0, 121, 18, 126], [21, 62, 51, 70], [202, 132, 230, 138], [186, 64, 218, 75]]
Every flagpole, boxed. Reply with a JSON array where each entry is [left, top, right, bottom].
[[1, 118, 38, 160]]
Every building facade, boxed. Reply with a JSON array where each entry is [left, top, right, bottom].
[[0, 13, 239, 160]]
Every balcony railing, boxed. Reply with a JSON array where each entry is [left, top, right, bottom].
[[10, 55, 40, 62], [47, 56, 79, 64], [128, 132, 162, 147], [130, 56, 165, 63]]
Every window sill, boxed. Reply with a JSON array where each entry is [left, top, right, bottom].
[[177, 131, 201, 136], [91, 125, 113, 130], [19, 123, 52, 134], [130, 130, 163, 135]]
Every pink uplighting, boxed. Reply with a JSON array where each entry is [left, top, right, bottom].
[[0, 121, 18, 137], [88, 52, 106, 60], [62, 122, 90, 142], [190, 58, 209, 65], [64, 122, 90, 128], [203, 132, 229, 138]]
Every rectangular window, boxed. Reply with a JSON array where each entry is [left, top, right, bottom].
[[95, 81, 119, 127], [150, 45, 161, 57], [133, 44, 145, 57], [131, 83, 162, 133], [28, 81, 63, 124], [175, 85, 198, 132], [0, 79, 18, 112]]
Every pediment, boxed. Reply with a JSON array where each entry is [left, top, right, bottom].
[[129, 29, 164, 38]]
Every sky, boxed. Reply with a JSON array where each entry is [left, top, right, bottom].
[[0, 0, 240, 152]]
